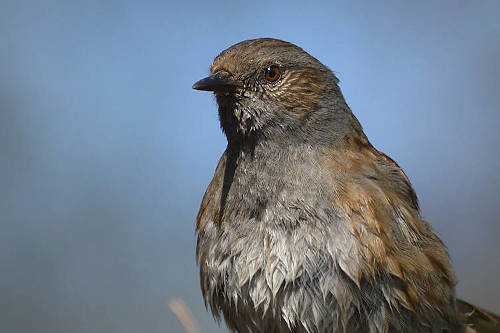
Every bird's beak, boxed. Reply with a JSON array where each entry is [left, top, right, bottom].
[[192, 71, 241, 93]]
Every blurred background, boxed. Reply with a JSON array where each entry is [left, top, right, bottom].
[[1, 1, 499, 332]]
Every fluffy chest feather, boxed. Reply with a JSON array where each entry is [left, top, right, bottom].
[[196, 143, 459, 333]]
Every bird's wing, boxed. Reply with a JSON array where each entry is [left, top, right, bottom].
[[457, 299, 500, 333]]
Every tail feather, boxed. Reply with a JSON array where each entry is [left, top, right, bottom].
[[457, 299, 500, 333]]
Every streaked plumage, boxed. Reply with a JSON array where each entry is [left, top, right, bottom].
[[193, 38, 500, 333]]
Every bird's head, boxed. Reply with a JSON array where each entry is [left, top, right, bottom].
[[193, 38, 360, 145]]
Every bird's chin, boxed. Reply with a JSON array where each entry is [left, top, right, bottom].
[[215, 92, 238, 108], [216, 101, 260, 141], [214, 91, 245, 107]]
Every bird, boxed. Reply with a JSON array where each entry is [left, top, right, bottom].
[[192, 38, 500, 333]]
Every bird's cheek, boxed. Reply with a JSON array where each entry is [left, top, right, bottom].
[[276, 91, 319, 116], [279, 72, 326, 115]]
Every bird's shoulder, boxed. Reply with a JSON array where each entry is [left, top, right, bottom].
[[320, 133, 419, 214], [319, 134, 458, 314]]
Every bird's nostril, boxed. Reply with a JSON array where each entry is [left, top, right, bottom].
[[214, 71, 232, 80]]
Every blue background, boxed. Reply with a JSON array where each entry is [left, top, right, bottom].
[[1, 1, 499, 332]]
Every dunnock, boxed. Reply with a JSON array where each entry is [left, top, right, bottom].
[[193, 38, 499, 333]]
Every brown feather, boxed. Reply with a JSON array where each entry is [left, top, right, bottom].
[[194, 38, 498, 333]]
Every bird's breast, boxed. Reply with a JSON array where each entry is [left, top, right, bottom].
[[195, 145, 365, 331], [195, 143, 458, 332]]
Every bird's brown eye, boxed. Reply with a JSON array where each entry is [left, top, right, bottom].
[[265, 65, 280, 82]]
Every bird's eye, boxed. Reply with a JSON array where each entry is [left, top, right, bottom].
[[265, 65, 280, 82]]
